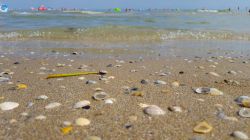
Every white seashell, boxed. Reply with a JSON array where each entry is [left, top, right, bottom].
[[93, 92, 108, 101], [78, 77, 85, 80], [168, 106, 182, 112], [209, 72, 220, 77], [0, 102, 19, 111], [232, 131, 249, 140], [138, 103, 150, 108], [194, 87, 211, 94], [238, 108, 250, 118], [171, 81, 180, 88], [210, 88, 224, 96], [63, 121, 72, 126], [75, 118, 90, 126], [45, 102, 61, 109], [228, 70, 237, 75], [73, 100, 90, 109], [36, 95, 48, 100], [144, 105, 166, 116], [35, 115, 46, 120], [154, 80, 167, 85], [104, 98, 116, 104], [194, 87, 223, 95]]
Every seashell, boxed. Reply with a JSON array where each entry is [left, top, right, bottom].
[[231, 131, 249, 140], [154, 80, 166, 85], [138, 103, 150, 108], [193, 121, 213, 134], [16, 83, 27, 89], [45, 102, 61, 109], [86, 80, 97, 85], [0, 102, 19, 111], [168, 106, 182, 112], [73, 100, 90, 109], [209, 72, 220, 77], [194, 87, 223, 95], [194, 87, 211, 94], [0, 77, 10, 83], [209, 88, 224, 96], [75, 118, 90, 126], [104, 98, 116, 104], [85, 136, 102, 140], [238, 108, 250, 118], [171, 81, 180, 88], [228, 70, 237, 75], [235, 96, 250, 107], [35, 115, 46, 120], [61, 126, 73, 135], [143, 105, 166, 116], [36, 95, 48, 100], [132, 91, 144, 97], [78, 77, 85, 80], [93, 92, 108, 101]]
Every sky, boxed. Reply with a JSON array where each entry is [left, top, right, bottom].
[[1, 0, 250, 10]]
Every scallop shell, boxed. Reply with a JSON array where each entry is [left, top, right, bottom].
[[238, 108, 250, 118], [143, 105, 166, 116], [0, 102, 19, 111], [73, 100, 90, 109]]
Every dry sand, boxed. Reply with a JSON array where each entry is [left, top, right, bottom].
[[0, 49, 250, 140]]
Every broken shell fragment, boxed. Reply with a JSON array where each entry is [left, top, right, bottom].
[[193, 121, 213, 134]]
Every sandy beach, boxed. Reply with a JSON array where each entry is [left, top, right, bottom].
[[0, 45, 250, 140]]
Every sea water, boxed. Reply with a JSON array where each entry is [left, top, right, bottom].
[[0, 10, 250, 58]]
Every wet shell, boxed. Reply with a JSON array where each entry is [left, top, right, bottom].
[[74, 100, 90, 109], [143, 105, 166, 116], [0, 102, 19, 111], [93, 92, 108, 101], [238, 108, 250, 118]]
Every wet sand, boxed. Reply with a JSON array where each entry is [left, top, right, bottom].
[[0, 44, 250, 140]]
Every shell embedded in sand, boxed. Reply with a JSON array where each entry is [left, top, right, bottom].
[[154, 80, 167, 85], [45, 102, 61, 109], [0, 102, 19, 111], [171, 81, 180, 88], [238, 108, 250, 118], [75, 118, 90, 126], [93, 92, 108, 101], [195, 87, 210, 94], [209, 72, 220, 77], [74, 100, 90, 109], [193, 121, 213, 134], [143, 105, 166, 116], [36, 95, 48, 100], [232, 131, 249, 140], [194, 87, 223, 95]]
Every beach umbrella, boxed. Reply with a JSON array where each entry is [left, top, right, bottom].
[[113, 8, 121, 12]]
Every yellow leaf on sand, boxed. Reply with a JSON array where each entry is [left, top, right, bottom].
[[61, 126, 73, 135], [17, 84, 28, 89]]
